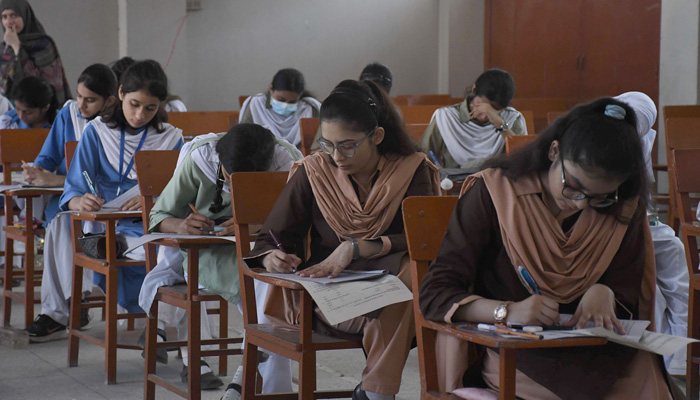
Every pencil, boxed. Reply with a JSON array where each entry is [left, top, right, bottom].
[[493, 326, 543, 340], [21, 160, 30, 168], [188, 203, 199, 214]]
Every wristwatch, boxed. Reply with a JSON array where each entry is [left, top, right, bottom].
[[494, 302, 512, 325], [349, 238, 359, 260], [495, 121, 510, 132]]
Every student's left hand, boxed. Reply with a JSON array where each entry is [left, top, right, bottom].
[[23, 165, 64, 187], [564, 284, 626, 334], [216, 217, 235, 236], [119, 195, 142, 211], [296, 241, 353, 278], [470, 102, 503, 127]]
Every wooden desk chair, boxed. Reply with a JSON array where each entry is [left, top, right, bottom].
[[67, 183, 145, 382], [505, 135, 538, 155], [406, 123, 429, 143], [1, 128, 50, 328], [662, 116, 700, 233], [230, 171, 363, 399], [239, 95, 249, 109], [167, 111, 239, 141], [669, 148, 700, 398], [399, 105, 441, 124], [299, 117, 320, 157], [510, 98, 572, 133], [394, 94, 452, 106], [228, 113, 240, 130], [546, 111, 565, 126], [137, 150, 242, 399], [519, 110, 535, 135], [402, 196, 607, 400], [64, 141, 78, 172]]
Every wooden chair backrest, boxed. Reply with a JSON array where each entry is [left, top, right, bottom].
[[547, 111, 566, 125], [135, 150, 180, 233], [0, 128, 50, 184], [299, 117, 320, 157], [64, 140, 78, 172], [167, 111, 239, 140], [239, 95, 249, 109], [394, 94, 452, 106], [520, 110, 536, 135], [511, 98, 572, 133], [663, 105, 700, 120], [230, 171, 289, 258], [505, 135, 538, 154], [449, 97, 464, 105], [228, 113, 239, 129], [399, 105, 441, 124], [671, 148, 700, 270], [405, 123, 429, 142], [663, 117, 700, 220]]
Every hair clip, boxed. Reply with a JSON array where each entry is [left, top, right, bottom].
[[330, 87, 377, 114], [604, 104, 626, 120]]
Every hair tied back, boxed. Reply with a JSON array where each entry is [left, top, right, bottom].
[[604, 104, 626, 120], [329, 87, 377, 115]]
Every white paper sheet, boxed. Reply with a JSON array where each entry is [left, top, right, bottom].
[[102, 185, 141, 210], [123, 232, 237, 255], [263, 273, 412, 325], [264, 269, 388, 285]]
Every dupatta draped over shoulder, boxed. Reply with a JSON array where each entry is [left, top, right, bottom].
[[0, 0, 71, 104]]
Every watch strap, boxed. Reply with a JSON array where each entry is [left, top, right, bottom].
[[349, 238, 359, 260]]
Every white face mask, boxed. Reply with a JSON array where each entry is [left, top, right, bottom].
[[270, 97, 298, 116]]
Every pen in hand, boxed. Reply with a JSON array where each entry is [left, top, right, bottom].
[[82, 171, 99, 197], [269, 229, 295, 273]]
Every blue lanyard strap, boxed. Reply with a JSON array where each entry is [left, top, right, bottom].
[[118, 127, 148, 195]]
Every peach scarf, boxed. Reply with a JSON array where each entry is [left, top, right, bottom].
[[460, 168, 648, 305], [289, 152, 439, 240]]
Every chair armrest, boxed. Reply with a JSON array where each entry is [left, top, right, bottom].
[[5, 187, 63, 198], [681, 221, 700, 237], [70, 210, 141, 222], [240, 260, 305, 290], [652, 164, 667, 172]]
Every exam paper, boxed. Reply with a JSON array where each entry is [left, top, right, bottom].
[[265, 269, 388, 285], [122, 232, 237, 255], [263, 273, 412, 325], [103, 185, 141, 210]]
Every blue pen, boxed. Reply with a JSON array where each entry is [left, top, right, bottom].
[[518, 265, 540, 295], [428, 150, 442, 168], [82, 171, 98, 197]]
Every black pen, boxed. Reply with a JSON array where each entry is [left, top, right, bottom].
[[268, 229, 295, 273]]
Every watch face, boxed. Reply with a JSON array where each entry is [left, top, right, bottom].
[[495, 305, 507, 320]]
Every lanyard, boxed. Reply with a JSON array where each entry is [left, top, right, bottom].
[[117, 127, 148, 196]]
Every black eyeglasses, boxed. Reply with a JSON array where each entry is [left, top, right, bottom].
[[560, 157, 618, 208], [317, 126, 376, 158]]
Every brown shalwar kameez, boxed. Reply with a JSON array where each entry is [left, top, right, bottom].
[[419, 172, 672, 400], [245, 153, 438, 395]]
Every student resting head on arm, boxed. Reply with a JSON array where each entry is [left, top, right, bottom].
[[0, 75, 56, 129], [419, 97, 673, 399], [239, 67, 320, 147], [243, 79, 439, 400]]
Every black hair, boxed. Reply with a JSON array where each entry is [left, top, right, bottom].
[[482, 97, 647, 219], [11, 76, 58, 124], [103, 59, 169, 133], [320, 79, 416, 156], [359, 62, 393, 93], [468, 68, 516, 109], [78, 63, 118, 99], [209, 123, 277, 214], [271, 68, 305, 93], [108, 57, 136, 83]]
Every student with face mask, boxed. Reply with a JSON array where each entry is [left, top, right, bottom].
[[239, 68, 320, 148], [420, 68, 527, 171]]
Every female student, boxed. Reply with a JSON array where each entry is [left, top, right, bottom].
[[139, 123, 302, 393], [26, 60, 183, 342], [239, 68, 320, 147], [245, 80, 439, 400], [22, 63, 117, 225], [0, 75, 56, 128], [359, 62, 393, 93], [419, 98, 672, 399], [420, 68, 527, 171], [0, 0, 71, 104], [110, 56, 187, 112]]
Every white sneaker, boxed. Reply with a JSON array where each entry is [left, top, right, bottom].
[[220, 383, 242, 400]]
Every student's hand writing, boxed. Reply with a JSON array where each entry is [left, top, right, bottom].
[[262, 249, 301, 274], [296, 241, 352, 279], [119, 195, 142, 211], [22, 165, 64, 187], [4, 26, 20, 55], [174, 213, 214, 235], [508, 295, 560, 326], [215, 217, 235, 236], [564, 284, 626, 334], [76, 194, 104, 211], [470, 102, 503, 127]]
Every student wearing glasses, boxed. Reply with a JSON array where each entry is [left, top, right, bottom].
[[243, 79, 439, 400], [419, 98, 673, 399]]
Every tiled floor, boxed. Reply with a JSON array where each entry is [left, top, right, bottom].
[[0, 288, 422, 399]]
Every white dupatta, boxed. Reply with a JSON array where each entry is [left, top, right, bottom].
[[240, 93, 320, 145]]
